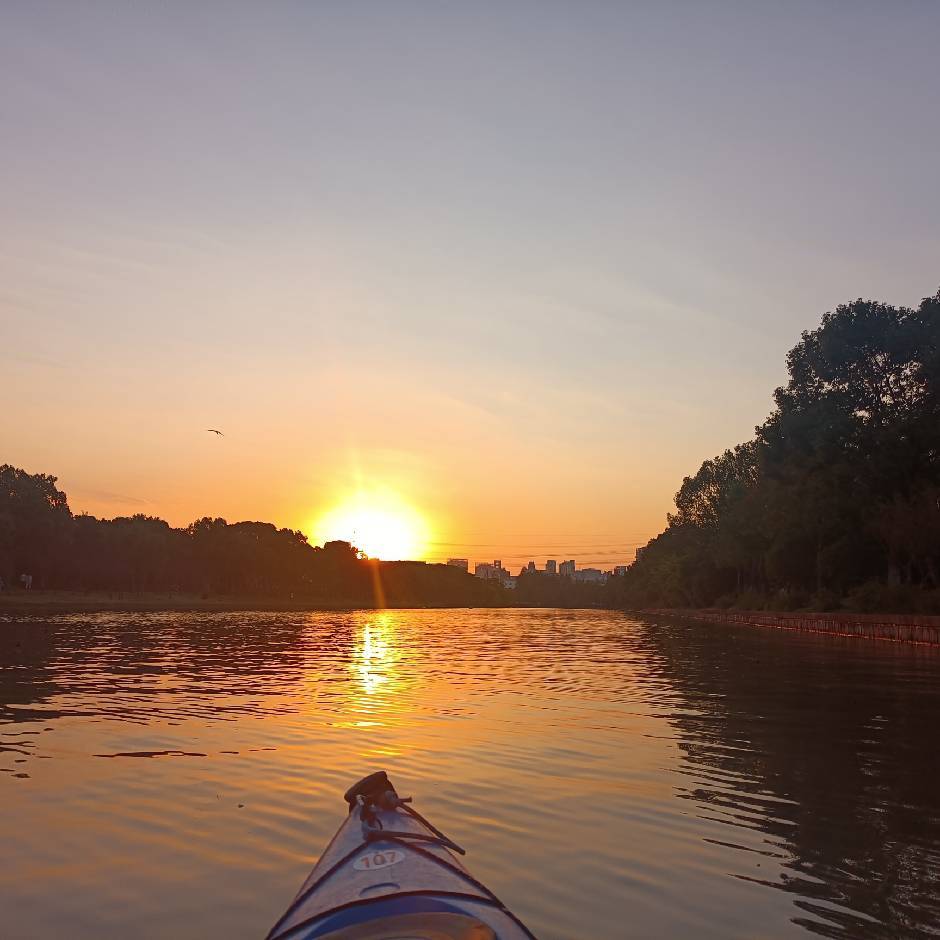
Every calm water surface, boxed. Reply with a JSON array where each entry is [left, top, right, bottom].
[[1, 609, 939, 939]]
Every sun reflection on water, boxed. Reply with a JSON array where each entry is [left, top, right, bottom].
[[4, 610, 940, 940], [342, 613, 407, 731], [355, 616, 394, 696]]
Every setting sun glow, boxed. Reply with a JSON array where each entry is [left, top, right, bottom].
[[314, 491, 430, 561]]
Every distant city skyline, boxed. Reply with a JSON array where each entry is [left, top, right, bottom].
[[473, 556, 616, 588]]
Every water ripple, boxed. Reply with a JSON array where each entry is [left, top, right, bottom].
[[1, 609, 939, 939]]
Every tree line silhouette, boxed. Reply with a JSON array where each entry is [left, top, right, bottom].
[[0, 471, 502, 607], [6, 288, 938, 614], [608, 289, 940, 613]]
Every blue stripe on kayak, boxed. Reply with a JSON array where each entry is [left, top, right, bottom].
[[301, 894, 480, 938], [273, 890, 538, 940]]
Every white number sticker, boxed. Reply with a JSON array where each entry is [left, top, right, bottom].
[[354, 849, 403, 871]]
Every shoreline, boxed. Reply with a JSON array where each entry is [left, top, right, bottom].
[[0, 591, 440, 614], [0, 592, 605, 615], [6, 596, 939, 647], [642, 608, 940, 647]]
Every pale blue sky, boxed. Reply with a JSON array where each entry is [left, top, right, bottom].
[[3, 3, 938, 564]]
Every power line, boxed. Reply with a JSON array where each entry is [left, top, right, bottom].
[[428, 536, 652, 545], [426, 541, 650, 550]]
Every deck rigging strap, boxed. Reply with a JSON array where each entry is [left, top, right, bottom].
[[360, 796, 466, 856]]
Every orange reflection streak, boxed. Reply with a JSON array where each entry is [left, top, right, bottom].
[[355, 616, 393, 696], [367, 560, 386, 610], [334, 614, 409, 737]]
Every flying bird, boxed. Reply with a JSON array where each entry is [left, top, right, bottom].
[[207, 429, 224, 436]]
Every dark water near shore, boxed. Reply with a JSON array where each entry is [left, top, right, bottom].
[[1, 609, 939, 939]]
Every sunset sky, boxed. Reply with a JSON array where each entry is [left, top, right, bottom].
[[3, 3, 939, 567]]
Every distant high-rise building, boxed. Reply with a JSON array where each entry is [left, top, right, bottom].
[[446, 558, 469, 571], [526, 560, 536, 573], [613, 565, 628, 577], [559, 559, 575, 577], [574, 568, 607, 583], [545, 559, 557, 575], [475, 560, 512, 585]]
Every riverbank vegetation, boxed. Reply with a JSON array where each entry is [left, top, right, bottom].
[[0, 469, 501, 608], [6, 289, 938, 616], [609, 289, 940, 614]]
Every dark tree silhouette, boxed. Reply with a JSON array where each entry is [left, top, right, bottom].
[[0, 465, 72, 589], [0, 486, 504, 608], [610, 289, 940, 613]]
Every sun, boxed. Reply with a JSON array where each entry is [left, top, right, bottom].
[[314, 491, 430, 560]]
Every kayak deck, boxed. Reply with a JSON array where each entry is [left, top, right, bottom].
[[267, 772, 536, 940]]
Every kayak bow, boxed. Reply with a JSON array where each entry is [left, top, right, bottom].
[[267, 771, 537, 940]]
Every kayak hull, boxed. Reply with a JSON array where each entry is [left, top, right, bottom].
[[267, 772, 535, 940]]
